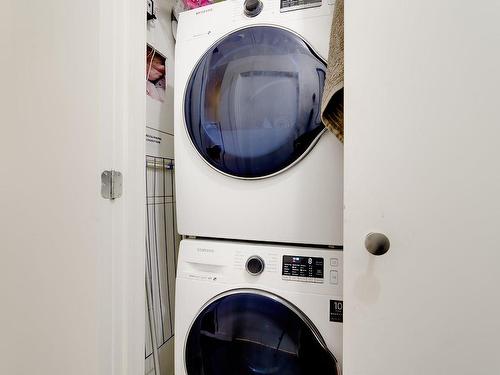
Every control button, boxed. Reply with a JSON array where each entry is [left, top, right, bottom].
[[330, 270, 338, 285], [246, 256, 265, 276], [330, 258, 339, 267], [244, 0, 263, 17]]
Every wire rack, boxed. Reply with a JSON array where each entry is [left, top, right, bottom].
[[145, 155, 180, 364]]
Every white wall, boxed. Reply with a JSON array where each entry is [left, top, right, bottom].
[[0, 1, 145, 374], [146, 0, 177, 159]]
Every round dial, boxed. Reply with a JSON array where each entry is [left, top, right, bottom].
[[246, 256, 265, 276], [244, 0, 263, 17]]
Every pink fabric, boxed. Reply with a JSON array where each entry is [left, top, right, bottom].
[[183, 0, 213, 10]]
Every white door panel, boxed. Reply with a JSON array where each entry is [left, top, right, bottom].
[[0, 1, 145, 374], [345, 1, 500, 374]]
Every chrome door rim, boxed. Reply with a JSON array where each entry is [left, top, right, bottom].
[[183, 287, 342, 375], [181, 24, 329, 180]]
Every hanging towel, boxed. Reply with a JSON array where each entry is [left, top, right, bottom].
[[321, 0, 344, 143]]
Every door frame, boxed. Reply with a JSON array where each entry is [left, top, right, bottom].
[[104, 0, 146, 373]]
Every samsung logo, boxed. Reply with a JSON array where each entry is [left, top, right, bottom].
[[197, 248, 215, 253], [196, 8, 213, 15]]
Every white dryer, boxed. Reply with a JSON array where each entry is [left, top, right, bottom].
[[175, 239, 343, 375], [174, 0, 343, 246]]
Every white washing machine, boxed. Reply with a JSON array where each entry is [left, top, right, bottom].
[[175, 239, 343, 375], [174, 0, 343, 246]]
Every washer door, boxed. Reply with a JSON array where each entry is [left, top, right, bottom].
[[185, 291, 339, 375], [184, 26, 327, 179]]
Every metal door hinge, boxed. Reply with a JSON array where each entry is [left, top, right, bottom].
[[101, 170, 123, 200], [147, 0, 156, 20]]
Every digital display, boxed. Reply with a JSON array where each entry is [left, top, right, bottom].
[[282, 256, 324, 282], [280, 0, 322, 12]]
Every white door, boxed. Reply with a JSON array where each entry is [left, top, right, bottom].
[[345, 1, 500, 374], [0, 1, 145, 374]]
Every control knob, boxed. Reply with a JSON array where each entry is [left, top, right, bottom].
[[244, 0, 263, 17], [246, 256, 265, 276]]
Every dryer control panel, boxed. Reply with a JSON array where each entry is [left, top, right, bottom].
[[280, 0, 322, 13], [282, 255, 324, 283]]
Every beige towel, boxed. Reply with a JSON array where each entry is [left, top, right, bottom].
[[321, 0, 344, 143]]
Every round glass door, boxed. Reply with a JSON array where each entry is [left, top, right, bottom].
[[184, 26, 327, 179], [185, 291, 339, 375]]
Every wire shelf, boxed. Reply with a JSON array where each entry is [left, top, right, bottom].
[[145, 155, 180, 362]]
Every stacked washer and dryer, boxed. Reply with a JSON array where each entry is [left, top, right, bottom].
[[174, 0, 343, 374]]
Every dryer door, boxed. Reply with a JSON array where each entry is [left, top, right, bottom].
[[184, 26, 327, 179], [185, 291, 340, 375]]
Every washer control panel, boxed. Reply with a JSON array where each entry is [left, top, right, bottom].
[[282, 256, 324, 283]]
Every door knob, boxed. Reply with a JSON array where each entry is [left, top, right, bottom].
[[365, 232, 390, 256]]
